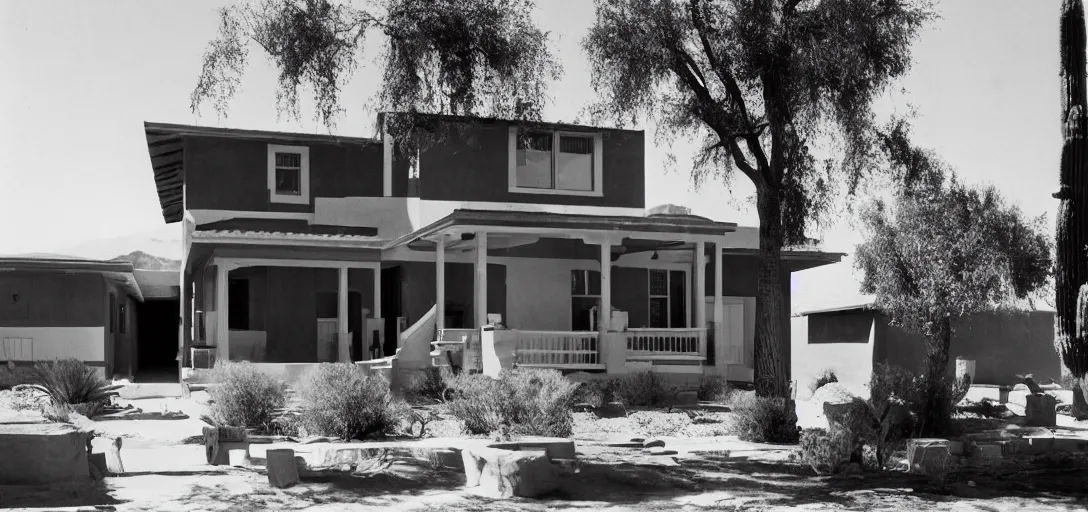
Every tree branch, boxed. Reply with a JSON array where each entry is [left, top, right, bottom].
[[689, 0, 751, 126]]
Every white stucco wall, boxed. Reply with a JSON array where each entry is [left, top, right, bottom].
[[501, 257, 599, 331], [0, 326, 106, 363], [790, 316, 874, 399]]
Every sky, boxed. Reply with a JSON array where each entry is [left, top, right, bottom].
[[0, 0, 1063, 313]]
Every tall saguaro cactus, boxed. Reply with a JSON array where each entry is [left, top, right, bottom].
[[1054, 0, 1088, 418]]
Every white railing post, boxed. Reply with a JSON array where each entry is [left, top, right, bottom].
[[695, 241, 706, 356], [436, 234, 446, 332]]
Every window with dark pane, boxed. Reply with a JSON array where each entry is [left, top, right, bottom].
[[119, 303, 126, 334], [649, 297, 668, 328], [669, 270, 686, 328], [274, 152, 302, 195], [649, 270, 668, 296]]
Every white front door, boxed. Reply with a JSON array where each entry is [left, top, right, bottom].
[[705, 297, 745, 366]]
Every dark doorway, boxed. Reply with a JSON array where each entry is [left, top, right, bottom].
[[381, 266, 402, 358], [136, 299, 180, 382]]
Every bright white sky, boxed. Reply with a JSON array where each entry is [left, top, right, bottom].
[[0, 0, 1062, 313]]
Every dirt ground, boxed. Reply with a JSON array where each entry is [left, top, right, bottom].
[[3, 394, 1088, 511]]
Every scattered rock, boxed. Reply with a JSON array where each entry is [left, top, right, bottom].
[[642, 438, 666, 449], [647, 447, 678, 456], [572, 403, 594, 413], [267, 449, 300, 488], [595, 402, 627, 419], [1025, 394, 1058, 427]]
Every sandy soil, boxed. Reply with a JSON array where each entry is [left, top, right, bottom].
[[4, 396, 1088, 511]]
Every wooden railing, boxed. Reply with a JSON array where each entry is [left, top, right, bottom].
[[624, 328, 706, 358], [434, 328, 482, 371], [515, 330, 602, 369]]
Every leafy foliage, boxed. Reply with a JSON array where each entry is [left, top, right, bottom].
[[27, 359, 119, 419], [613, 371, 679, 408], [697, 374, 732, 403], [583, 0, 934, 399], [294, 363, 407, 440], [191, 0, 561, 131], [799, 427, 854, 475], [404, 366, 456, 404], [729, 391, 799, 443], [445, 368, 579, 437], [208, 361, 287, 432]]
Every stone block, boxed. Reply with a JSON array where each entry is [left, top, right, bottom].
[[0, 423, 90, 485], [595, 402, 627, 419], [976, 444, 1002, 459], [906, 438, 951, 476], [463, 448, 560, 499], [1025, 394, 1058, 427], [267, 449, 300, 488]]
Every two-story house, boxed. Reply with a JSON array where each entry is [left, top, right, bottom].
[[143, 113, 842, 384]]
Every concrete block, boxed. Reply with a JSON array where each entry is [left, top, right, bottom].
[[0, 423, 90, 485], [267, 449, 300, 488], [487, 438, 576, 461], [1025, 394, 1058, 427], [463, 448, 560, 499], [976, 444, 1003, 459], [906, 439, 951, 476]]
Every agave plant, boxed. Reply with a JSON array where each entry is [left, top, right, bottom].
[[26, 358, 121, 419]]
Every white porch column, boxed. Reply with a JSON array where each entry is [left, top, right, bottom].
[[372, 266, 382, 322], [436, 234, 446, 331], [713, 241, 725, 364], [599, 241, 611, 334], [695, 241, 707, 354], [338, 266, 350, 362], [215, 263, 230, 363], [475, 232, 488, 327]]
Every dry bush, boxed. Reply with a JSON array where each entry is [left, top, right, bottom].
[[697, 374, 732, 403], [27, 359, 118, 420], [730, 391, 800, 443], [208, 361, 286, 432], [613, 371, 679, 408], [294, 363, 408, 441], [809, 369, 839, 395], [446, 368, 579, 437], [799, 427, 854, 474]]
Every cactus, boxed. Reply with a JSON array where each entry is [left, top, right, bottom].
[[1055, 0, 1088, 419]]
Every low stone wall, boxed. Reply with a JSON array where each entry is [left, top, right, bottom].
[[0, 423, 90, 485]]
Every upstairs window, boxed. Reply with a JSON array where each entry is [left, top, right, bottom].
[[267, 144, 310, 204], [509, 127, 603, 196]]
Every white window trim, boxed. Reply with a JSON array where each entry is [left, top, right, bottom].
[[508, 127, 604, 197], [267, 144, 310, 205]]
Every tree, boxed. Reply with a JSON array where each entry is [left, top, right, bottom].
[[1054, 0, 1088, 419], [190, 0, 561, 142], [855, 168, 1052, 436], [583, 0, 934, 397]]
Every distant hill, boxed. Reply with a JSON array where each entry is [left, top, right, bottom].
[[112, 250, 181, 271]]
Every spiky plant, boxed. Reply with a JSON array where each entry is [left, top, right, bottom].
[[1054, 0, 1088, 419], [27, 358, 121, 419]]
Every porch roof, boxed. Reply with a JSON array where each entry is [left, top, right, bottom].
[[0, 255, 144, 301], [386, 209, 738, 248]]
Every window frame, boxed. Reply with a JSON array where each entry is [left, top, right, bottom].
[[647, 269, 689, 329], [508, 127, 604, 197], [570, 269, 602, 331], [267, 144, 310, 204]]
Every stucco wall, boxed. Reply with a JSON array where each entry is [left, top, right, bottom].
[[0, 272, 109, 368], [416, 120, 645, 209], [790, 314, 875, 398], [396, 261, 507, 330], [184, 135, 383, 212], [875, 311, 1060, 386]]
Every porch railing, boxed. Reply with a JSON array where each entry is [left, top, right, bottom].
[[434, 328, 482, 371], [515, 330, 601, 369], [624, 328, 706, 358]]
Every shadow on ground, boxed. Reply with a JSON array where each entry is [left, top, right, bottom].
[[0, 480, 126, 509]]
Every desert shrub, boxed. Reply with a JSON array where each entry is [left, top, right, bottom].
[[446, 368, 580, 437], [730, 391, 800, 443], [27, 358, 118, 419], [42, 401, 108, 423], [697, 374, 733, 403], [809, 369, 839, 394], [294, 363, 407, 440], [0, 362, 37, 390], [572, 378, 618, 408], [799, 428, 854, 474], [207, 361, 286, 432], [613, 371, 679, 408], [405, 366, 455, 404]]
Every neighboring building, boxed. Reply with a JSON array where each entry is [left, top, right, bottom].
[[0, 255, 144, 378], [791, 303, 1061, 395], [143, 113, 843, 384]]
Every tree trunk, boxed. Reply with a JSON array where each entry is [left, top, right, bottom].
[[920, 317, 953, 437], [753, 186, 790, 399]]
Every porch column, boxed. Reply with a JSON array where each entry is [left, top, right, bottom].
[[338, 266, 350, 362], [475, 232, 488, 327], [180, 271, 192, 370], [436, 234, 446, 331], [599, 241, 611, 334], [215, 263, 230, 363], [695, 241, 707, 355], [713, 241, 725, 365]]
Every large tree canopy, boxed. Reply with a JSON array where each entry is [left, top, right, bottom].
[[190, 0, 562, 131], [855, 158, 1051, 434], [583, 0, 934, 398]]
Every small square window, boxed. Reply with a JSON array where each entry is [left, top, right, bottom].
[[267, 145, 310, 204]]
